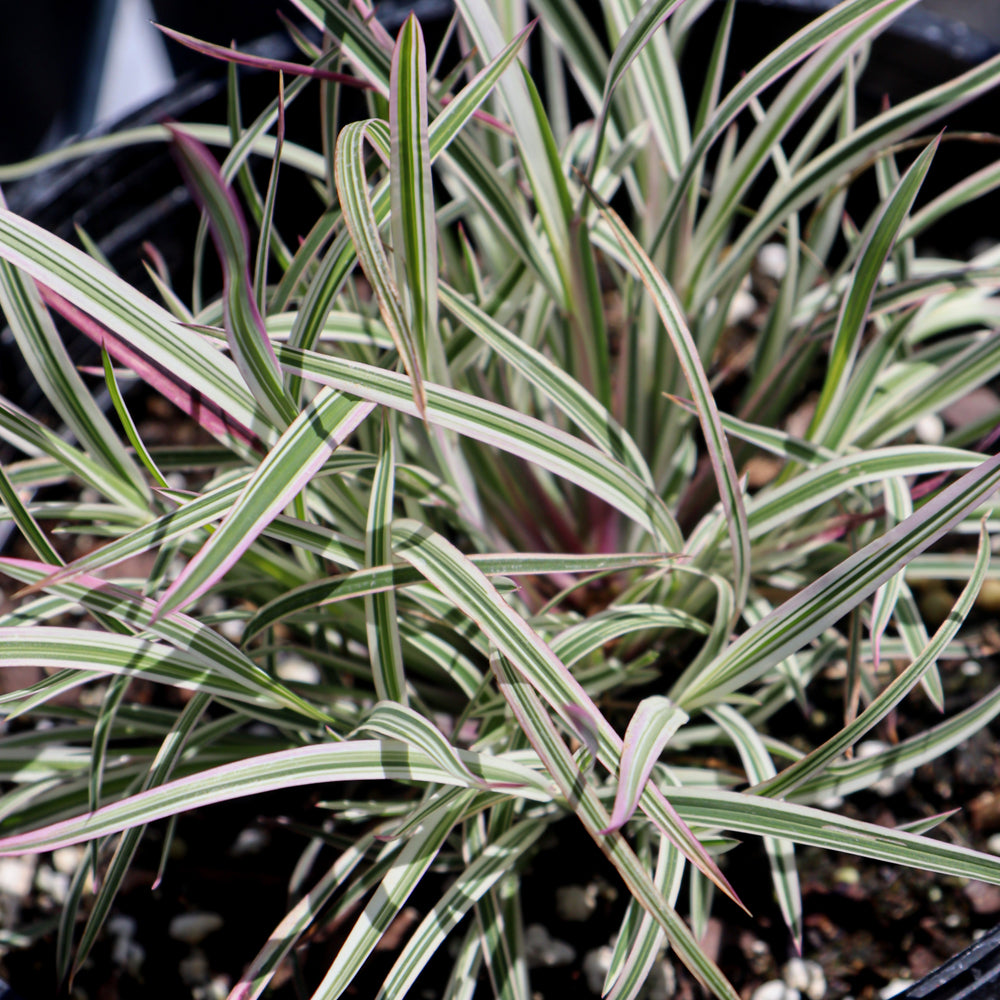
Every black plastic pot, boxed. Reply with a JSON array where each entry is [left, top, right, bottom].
[[0, 39, 299, 435], [896, 923, 1000, 999], [0, 2, 100, 163]]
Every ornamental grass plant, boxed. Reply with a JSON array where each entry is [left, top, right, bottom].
[[2, 0, 1000, 997]]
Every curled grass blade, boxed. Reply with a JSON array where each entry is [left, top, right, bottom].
[[707, 48, 1000, 304], [745, 445, 983, 540], [40, 286, 265, 454], [0, 463, 61, 566], [708, 704, 802, 949], [155, 23, 380, 87], [440, 283, 652, 483], [653, 0, 919, 249], [589, 0, 686, 176], [604, 832, 682, 1000], [667, 787, 1000, 885], [355, 703, 485, 789], [683, 0, 918, 299], [288, 13, 546, 379], [0, 208, 147, 505], [100, 347, 170, 489], [0, 557, 328, 722], [0, 123, 325, 186], [335, 119, 427, 417], [0, 210, 272, 447], [452, 0, 572, 303], [603, 0, 690, 177], [310, 791, 473, 1000], [21, 456, 374, 597], [390, 15, 443, 382], [227, 832, 379, 1000], [253, 72, 285, 310], [0, 627, 304, 710], [551, 604, 707, 666], [243, 552, 672, 641], [72, 692, 212, 977], [856, 330, 1000, 447], [602, 696, 688, 833], [793, 678, 1000, 803]]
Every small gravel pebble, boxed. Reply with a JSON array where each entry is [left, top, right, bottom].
[[751, 979, 800, 1000], [523, 924, 575, 968], [217, 618, 244, 642], [757, 242, 789, 280], [727, 288, 758, 325], [35, 864, 71, 904], [169, 911, 224, 945], [230, 825, 271, 857], [914, 413, 945, 444], [0, 857, 35, 898], [918, 585, 954, 628], [554, 883, 598, 921], [51, 846, 85, 874], [111, 934, 145, 975], [976, 579, 1000, 612], [107, 914, 137, 939], [179, 949, 211, 987], [275, 654, 321, 685], [880, 978, 915, 999], [647, 959, 677, 1000], [834, 865, 860, 886], [193, 974, 231, 1000], [782, 957, 826, 1000], [582, 945, 613, 995]]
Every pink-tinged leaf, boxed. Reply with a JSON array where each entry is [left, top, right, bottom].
[[156, 24, 379, 88], [168, 126, 294, 428], [142, 241, 170, 283], [156, 23, 512, 135], [155, 389, 374, 618], [38, 284, 264, 452], [0, 740, 550, 857], [601, 697, 688, 834]]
